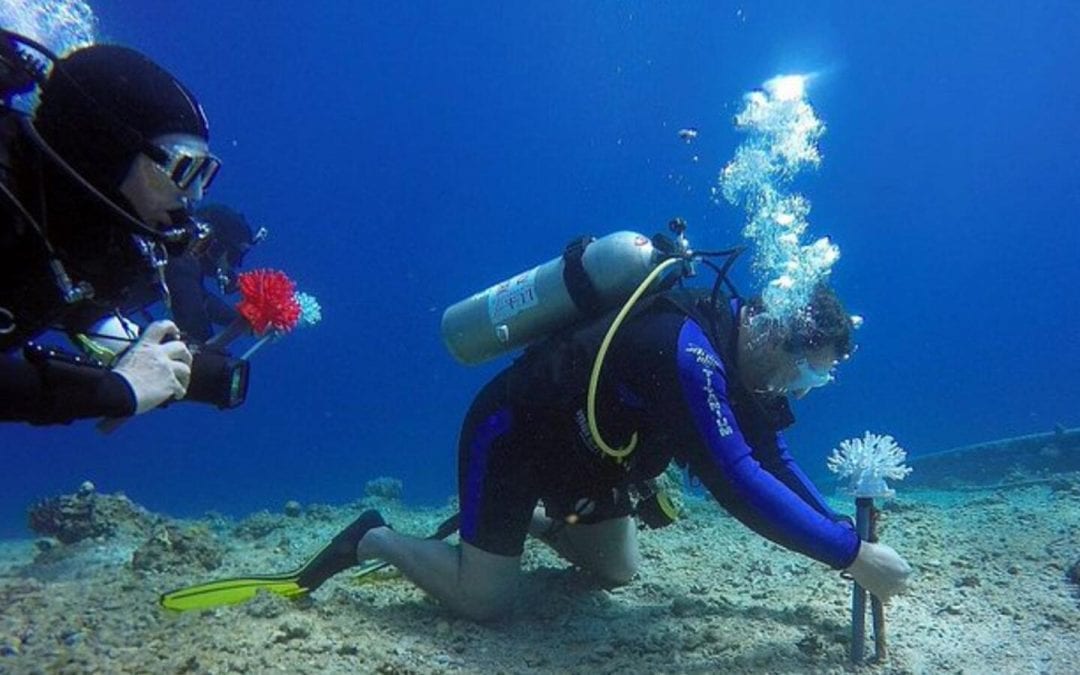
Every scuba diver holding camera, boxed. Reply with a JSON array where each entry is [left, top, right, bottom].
[[0, 30, 245, 425]]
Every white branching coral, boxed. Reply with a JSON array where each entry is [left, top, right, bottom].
[[827, 431, 912, 498]]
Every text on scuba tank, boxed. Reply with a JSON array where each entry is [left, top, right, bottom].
[[487, 268, 539, 324]]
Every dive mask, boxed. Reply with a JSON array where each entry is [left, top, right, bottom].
[[152, 134, 221, 193], [789, 358, 834, 392]]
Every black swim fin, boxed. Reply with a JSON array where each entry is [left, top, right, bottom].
[[296, 509, 386, 591]]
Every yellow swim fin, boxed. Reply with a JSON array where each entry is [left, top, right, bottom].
[[160, 511, 460, 613], [160, 570, 308, 612], [160, 509, 386, 613]]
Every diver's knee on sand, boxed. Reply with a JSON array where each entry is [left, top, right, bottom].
[[582, 542, 640, 587], [592, 553, 639, 587], [544, 516, 641, 586]]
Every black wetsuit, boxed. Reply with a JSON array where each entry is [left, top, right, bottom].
[[457, 292, 860, 569], [164, 252, 238, 343], [0, 114, 137, 424]]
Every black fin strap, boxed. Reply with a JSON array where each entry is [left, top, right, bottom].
[[295, 510, 386, 593], [562, 236, 605, 316]]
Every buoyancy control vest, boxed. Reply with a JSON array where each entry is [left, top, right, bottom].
[[0, 111, 62, 350], [0, 105, 167, 352], [505, 286, 796, 462]]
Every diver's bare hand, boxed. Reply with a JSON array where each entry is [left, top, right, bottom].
[[113, 320, 192, 414]]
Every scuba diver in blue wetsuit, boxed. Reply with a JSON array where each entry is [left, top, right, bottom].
[[353, 279, 911, 620], [162, 225, 910, 621]]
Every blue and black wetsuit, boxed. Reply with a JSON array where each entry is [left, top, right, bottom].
[[457, 291, 860, 569]]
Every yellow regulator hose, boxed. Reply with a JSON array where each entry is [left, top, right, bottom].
[[587, 256, 682, 462]]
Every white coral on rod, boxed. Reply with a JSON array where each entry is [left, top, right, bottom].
[[827, 431, 912, 498]]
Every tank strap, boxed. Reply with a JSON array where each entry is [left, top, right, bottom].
[[562, 236, 606, 315]]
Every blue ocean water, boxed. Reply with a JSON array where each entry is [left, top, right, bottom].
[[2, 1, 1078, 538]]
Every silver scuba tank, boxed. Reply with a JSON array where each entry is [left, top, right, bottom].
[[441, 231, 661, 365]]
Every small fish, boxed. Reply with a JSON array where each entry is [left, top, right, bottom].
[[678, 127, 699, 142]]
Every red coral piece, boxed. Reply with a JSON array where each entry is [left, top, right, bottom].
[[235, 269, 301, 336]]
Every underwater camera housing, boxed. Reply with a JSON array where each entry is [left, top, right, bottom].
[[185, 346, 249, 410]]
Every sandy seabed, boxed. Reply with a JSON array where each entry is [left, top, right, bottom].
[[1, 479, 1078, 675]]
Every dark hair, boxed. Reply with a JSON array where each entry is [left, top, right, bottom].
[[789, 284, 855, 357], [748, 283, 855, 358]]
